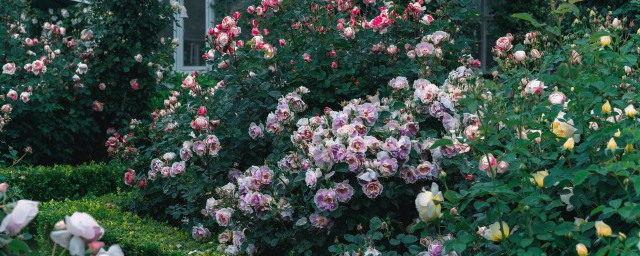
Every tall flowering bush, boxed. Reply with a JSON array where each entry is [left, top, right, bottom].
[[111, 0, 479, 230], [0, 0, 177, 164], [109, 0, 640, 255]]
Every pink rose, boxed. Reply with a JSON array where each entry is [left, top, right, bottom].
[[31, 60, 46, 75], [479, 154, 497, 174], [20, 92, 30, 103], [548, 91, 566, 105], [0, 200, 39, 236], [7, 90, 18, 101], [124, 168, 136, 186], [130, 79, 139, 90], [92, 101, 104, 112], [2, 63, 16, 75], [524, 80, 546, 95], [495, 37, 513, 52]]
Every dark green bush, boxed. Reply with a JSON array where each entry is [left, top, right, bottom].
[[30, 192, 216, 256], [0, 162, 124, 201]]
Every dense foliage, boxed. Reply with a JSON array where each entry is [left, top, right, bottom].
[[100, 0, 640, 255], [0, 0, 177, 165], [0, 162, 124, 201]]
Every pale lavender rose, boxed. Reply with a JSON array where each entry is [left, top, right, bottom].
[[334, 182, 354, 202], [344, 153, 362, 171], [415, 42, 435, 57], [0, 200, 39, 236], [248, 122, 264, 139], [429, 102, 445, 118], [232, 230, 245, 247], [305, 169, 317, 188], [170, 161, 186, 176], [413, 79, 431, 90], [416, 161, 435, 178], [215, 208, 233, 227], [180, 147, 192, 161], [255, 166, 273, 185], [204, 135, 221, 156], [309, 213, 332, 229], [314, 189, 338, 212], [150, 158, 164, 172], [275, 103, 291, 121], [442, 113, 460, 131], [331, 113, 348, 131], [192, 225, 210, 241], [193, 141, 207, 156], [357, 169, 378, 184], [377, 153, 398, 177], [218, 230, 232, 243], [389, 76, 409, 90], [147, 170, 157, 181], [400, 166, 419, 184], [399, 122, 418, 136], [357, 103, 378, 124], [362, 181, 383, 198], [381, 137, 399, 153]]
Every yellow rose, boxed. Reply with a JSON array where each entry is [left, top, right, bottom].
[[600, 36, 612, 46], [576, 243, 588, 256], [602, 100, 611, 114], [563, 138, 575, 151], [607, 138, 618, 151], [530, 170, 549, 188], [552, 121, 577, 138], [595, 221, 612, 237], [415, 183, 443, 221], [625, 104, 637, 118], [481, 221, 510, 242]]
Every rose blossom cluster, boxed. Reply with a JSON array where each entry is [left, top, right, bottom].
[[206, 15, 242, 55], [264, 87, 309, 135], [406, 31, 451, 59]]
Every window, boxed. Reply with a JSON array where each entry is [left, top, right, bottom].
[[173, 0, 214, 72]]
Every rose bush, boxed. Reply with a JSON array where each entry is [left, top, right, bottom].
[[0, 0, 178, 165], [111, 0, 479, 227], [110, 0, 640, 255]]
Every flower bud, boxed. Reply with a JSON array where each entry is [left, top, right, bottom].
[[576, 243, 588, 256], [0, 183, 7, 193], [600, 35, 612, 46], [602, 100, 612, 114], [625, 104, 637, 117], [607, 138, 618, 151], [54, 220, 66, 230], [625, 144, 634, 153], [563, 138, 575, 151], [595, 221, 612, 237]]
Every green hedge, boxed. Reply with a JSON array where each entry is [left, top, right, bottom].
[[0, 162, 125, 201], [30, 192, 217, 256]]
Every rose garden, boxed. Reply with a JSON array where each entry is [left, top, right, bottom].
[[1, 0, 639, 255]]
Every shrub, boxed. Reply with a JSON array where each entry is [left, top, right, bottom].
[[110, 0, 479, 227], [30, 192, 217, 256], [0, 162, 124, 201]]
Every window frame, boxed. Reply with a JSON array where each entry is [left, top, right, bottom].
[[174, 0, 214, 72]]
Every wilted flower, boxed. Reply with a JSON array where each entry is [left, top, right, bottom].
[[415, 183, 443, 221]]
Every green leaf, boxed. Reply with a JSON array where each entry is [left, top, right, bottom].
[[429, 139, 453, 149], [369, 217, 382, 230], [573, 170, 591, 185], [6, 239, 30, 253], [511, 13, 545, 27]]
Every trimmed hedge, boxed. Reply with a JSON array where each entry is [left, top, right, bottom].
[[0, 163, 125, 201], [30, 192, 217, 256]]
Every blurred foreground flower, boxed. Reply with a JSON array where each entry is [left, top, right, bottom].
[[415, 183, 443, 221]]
